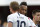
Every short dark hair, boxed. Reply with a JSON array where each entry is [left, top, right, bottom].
[[20, 2, 27, 6], [10, 1, 19, 11], [32, 9, 40, 15]]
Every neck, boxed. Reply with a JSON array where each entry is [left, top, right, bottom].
[[12, 11, 18, 14], [33, 18, 37, 24]]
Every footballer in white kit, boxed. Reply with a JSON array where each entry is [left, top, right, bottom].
[[7, 1, 32, 27], [20, 2, 36, 27], [7, 12, 32, 27]]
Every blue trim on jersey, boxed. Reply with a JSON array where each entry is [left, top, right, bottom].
[[7, 21, 13, 27], [18, 12, 20, 16], [8, 21, 13, 23]]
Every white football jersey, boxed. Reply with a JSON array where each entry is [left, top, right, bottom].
[[7, 12, 32, 27], [28, 17, 36, 27]]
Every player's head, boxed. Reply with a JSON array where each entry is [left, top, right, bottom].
[[20, 2, 27, 15], [9, 1, 19, 13], [32, 9, 40, 22]]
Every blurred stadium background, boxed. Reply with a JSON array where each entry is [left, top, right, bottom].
[[0, 0, 40, 27]]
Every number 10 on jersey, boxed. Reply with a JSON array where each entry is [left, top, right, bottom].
[[17, 20, 26, 27]]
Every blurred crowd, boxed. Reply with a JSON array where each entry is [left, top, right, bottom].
[[0, 15, 7, 27]]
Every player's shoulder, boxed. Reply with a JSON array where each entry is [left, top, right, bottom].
[[7, 13, 16, 18], [20, 14, 25, 17], [20, 14, 31, 20], [20, 13, 28, 18]]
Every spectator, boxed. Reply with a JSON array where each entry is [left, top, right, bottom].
[[32, 9, 40, 27], [3, 21, 7, 27]]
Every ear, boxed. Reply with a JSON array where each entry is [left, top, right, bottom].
[[33, 16, 35, 18], [33, 16, 35, 20], [19, 6, 21, 11], [32, 14, 35, 19], [9, 6, 11, 9]]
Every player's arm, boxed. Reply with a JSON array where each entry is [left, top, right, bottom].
[[7, 15, 14, 27], [7, 22, 13, 27]]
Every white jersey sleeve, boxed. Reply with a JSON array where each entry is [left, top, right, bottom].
[[25, 17, 32, 27], [7, 15, 15, 23], [28, 17, 36, 27]]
